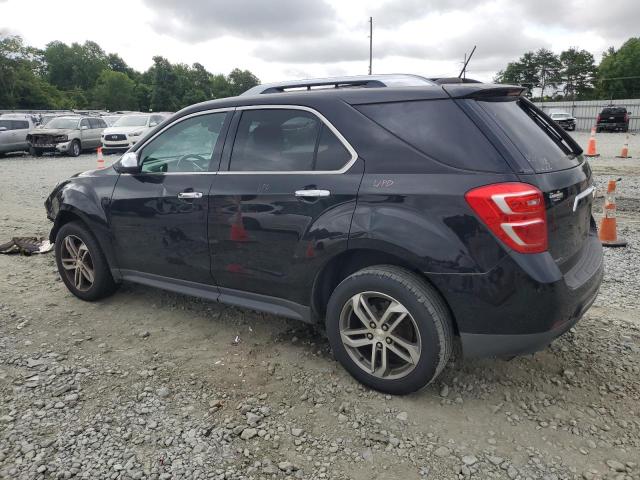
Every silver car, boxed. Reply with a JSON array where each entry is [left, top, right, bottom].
[[26, 116, 107, 157], [0, 115, 36, 155]]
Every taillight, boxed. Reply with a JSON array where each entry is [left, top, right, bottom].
[[596, 114, 601, 123], [465, 183, 548, 254], [624, 113, 629, 123]]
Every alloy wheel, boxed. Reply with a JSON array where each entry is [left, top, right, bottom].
[[339, 291, 421, 380], [60, 235, 95, 292]]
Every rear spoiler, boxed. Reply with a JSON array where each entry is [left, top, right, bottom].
[[443, 84, 527, 99]]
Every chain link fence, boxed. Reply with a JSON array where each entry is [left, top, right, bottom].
[[534, 99, 640, 132]]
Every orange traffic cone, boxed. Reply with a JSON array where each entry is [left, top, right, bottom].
[[598, 179, 627, 247], [584, 127, 600, 158], [615, 134, 632, 158], [230, 211, 248, 242], [96, 147, 105, 169]]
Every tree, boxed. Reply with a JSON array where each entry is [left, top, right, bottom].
[[495, 49, 562, 98], [535, 48, 563, 98], [597, 38, 640, 99], [0, 35, 67, 109], [226, 68, 260, 96], [91, 70, 137, 111], [149, 56, 179, 112], [558, 48, 596, 99], [43, 40, 108, 94]]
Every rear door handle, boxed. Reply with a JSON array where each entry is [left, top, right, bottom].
[[178, 191, 203, 199], [294, 189, 331, 198]]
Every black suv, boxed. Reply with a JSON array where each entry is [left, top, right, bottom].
[[45, 74, 603, 394], [596, 106, 629, 132]]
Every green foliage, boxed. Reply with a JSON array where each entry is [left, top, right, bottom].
[[0, 35, 261, 110], [91, 70, 137, 111], [559, 48, 596, 99], [596, 38, 640, 99], [495, 49, 564, 98]]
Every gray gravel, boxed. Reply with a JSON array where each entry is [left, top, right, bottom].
[[0, 140, 639, 479]]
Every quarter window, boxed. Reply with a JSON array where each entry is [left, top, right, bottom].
[[140, 112, 227, 173], [229, 109, 352, 172]]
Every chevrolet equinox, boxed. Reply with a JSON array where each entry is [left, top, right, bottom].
[[45, 74, 603, 394]]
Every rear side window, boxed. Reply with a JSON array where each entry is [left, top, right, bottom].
[[355, 100, 507, 172], [478, 99, 580, 173], [0, 120, 12, 130], [12, 120, 29, 129], [229, 109, 352, 172]]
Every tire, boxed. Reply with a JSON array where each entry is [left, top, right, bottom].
[[69, 140, 81, 157], [54, 221, 117, 301], [326, 265, 453, 395], [29, 147, 43, 157]]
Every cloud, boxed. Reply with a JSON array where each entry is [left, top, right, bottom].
[[371, 0, 479, 26], [144, 0, 339, 42], [259, 35, 368, 63]]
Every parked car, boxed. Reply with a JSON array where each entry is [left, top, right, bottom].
[[101, 115, 123, 127], [45, 74, 603, 394], [0, 114, 35, 155], [596, 106, 629, 132], [27, 116, 107, 157], [101, 113, 168, 154], [549, 111, 576, 131]]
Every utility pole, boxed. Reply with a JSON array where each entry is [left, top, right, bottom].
[[463, 53, 467, 79], [458, 45, 476, 78], [368, 17, 373, 75]]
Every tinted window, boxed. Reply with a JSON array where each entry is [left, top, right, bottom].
[[11, 120, 29, 130], [602, 107, 626, 115], [88, 118, 104, 129], [315, 125, 351, 171], [140, 112, 226, 173], [0, 120, 13, 130], [80, 119, 90, 129], [356, 100, 507, 172], [478, 99, 580, 173], [230, 109, 351, 172]]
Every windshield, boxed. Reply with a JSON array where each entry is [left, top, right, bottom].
[[114, 115, 149, 127], [551, 113, 570, 119], [103, 116, 121, 126], [47, 118, 80, 129]]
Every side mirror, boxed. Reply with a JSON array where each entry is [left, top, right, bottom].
[[149, 122, 158, 127], [81, 125, 89, 130], [115, 151, 141, 174]]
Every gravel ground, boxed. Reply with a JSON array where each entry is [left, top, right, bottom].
[[0, 133, 639, 480]]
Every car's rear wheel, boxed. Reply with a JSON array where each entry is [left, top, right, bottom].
[[55, 222, 117, 301], [326, 265, 453, 395], [69, 140, 81, 157]]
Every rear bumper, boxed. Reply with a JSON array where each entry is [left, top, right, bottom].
[[597, 122, 628, 130], [429, 232, 603, 358]]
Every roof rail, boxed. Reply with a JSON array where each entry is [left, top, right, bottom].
[[241, 74, 436, 96]]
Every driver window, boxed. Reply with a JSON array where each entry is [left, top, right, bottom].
[[139, 112, 227, 174]]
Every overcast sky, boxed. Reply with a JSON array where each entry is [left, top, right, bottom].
[[1, 0, 637, 83]]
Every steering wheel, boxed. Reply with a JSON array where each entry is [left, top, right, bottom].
[[176, 154, 207, 172]]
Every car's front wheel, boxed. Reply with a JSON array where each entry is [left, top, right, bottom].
[[69, 140, 81, 157], [326, 265, 453, 395], [55, 221, 117, 301]]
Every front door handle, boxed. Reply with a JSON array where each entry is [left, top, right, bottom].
[[178, 191, 203, 199], [294, 189, 331, 198]]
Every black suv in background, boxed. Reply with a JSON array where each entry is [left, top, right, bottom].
[[596, 106, 630, 132], [45, 74, 603, 394]]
